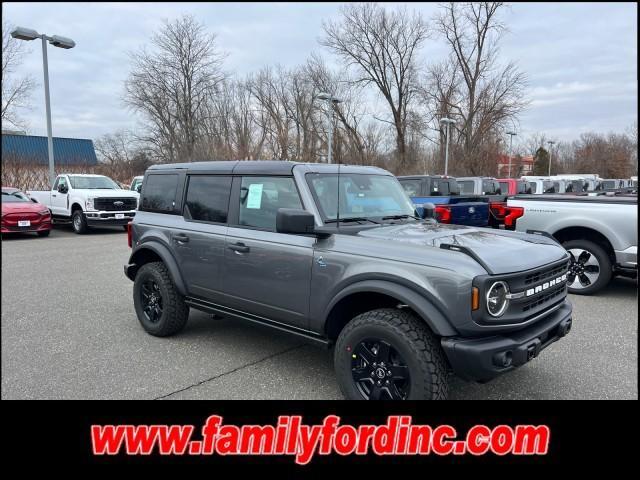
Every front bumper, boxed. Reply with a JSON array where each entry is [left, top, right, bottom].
[[85, 211, 135, 226], [615, 246, 637, 269], [441, 299, 572, 382]]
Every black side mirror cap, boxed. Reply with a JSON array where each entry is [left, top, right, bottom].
[[415, 203, 436, 220], [276, 208, 317, 235]]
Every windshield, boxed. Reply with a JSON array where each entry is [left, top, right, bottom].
[[306, 173, 416, 222], [68, 175, 120, 189], [131, 178, 143, 190], [2, 191, 30, 203]]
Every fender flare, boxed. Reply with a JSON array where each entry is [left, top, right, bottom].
[[129, 241, 187, 296], [324, 279, 458, 337]]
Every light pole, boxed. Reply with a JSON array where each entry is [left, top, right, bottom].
[[316, 92, 342, 164], [506, 131, 517, 178], [440, 117, 456, 176], [10, 27, 76, 188], [547, 140, 555, 176]]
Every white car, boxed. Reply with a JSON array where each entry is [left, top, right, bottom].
[[27, 174, 138, 234]]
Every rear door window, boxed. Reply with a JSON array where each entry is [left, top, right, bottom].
[[141, 174, 179, 212], [482, 180, 500, 194], [432, 179, 456, 195], [184, 175, 232, 224], [543, 181, 556, 193], [499, 181, 509, 194]]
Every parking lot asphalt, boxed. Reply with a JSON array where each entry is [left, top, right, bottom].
[[2, 226, 637, 400]]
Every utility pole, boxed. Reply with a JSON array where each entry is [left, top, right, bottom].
[[440, 118, 456, 176], [506, 131, 517, 178], [547, 141, 555, 176]]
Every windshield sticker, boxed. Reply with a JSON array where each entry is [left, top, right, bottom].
[[246, 184, 263, 209]]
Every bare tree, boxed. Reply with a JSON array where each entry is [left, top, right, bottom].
[[124, 15, 226, 163], [432, 2, 528, 174], [321, 3, 429, 173], [94, 129, 152, 180], [2, 20, 36, 129]]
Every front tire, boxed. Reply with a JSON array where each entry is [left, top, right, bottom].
[[133, 261, 189, 336], [37, 230, 51, 237], [72, 209, 88, 234], [334, 308, 448, 400], [562, 239, 612, 295]]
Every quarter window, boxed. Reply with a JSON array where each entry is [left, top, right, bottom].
[[184, 175, 231, 223], [458, 181, 474, 194], [238, 177, 302, 230], [141, 174, 179, 212]]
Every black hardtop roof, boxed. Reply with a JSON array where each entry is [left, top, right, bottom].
[[146, 160, 390, 176]]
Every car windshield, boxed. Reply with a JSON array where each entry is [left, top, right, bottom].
[[2, 191, 30, 203], [131, 178, 143, 190], [306, 173, 416, 222], [68, 175, 120, 189]]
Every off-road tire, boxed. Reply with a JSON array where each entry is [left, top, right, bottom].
[[334, 308, 448, 400], [71, 209, 88, 234], [562, 239, 612, 295], [133, 261, 189, 337]]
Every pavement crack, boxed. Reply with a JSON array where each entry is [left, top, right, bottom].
[[153, 343, 307, 400]]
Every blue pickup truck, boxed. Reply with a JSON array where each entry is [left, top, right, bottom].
[[398, 175, 489, 227]]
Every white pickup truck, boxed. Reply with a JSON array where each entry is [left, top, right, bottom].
[[506, 193, 637, 294], [28, 174, 138, 234]]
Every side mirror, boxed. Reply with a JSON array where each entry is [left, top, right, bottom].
[[276, 208, 316, 235], [136, 184, 142, 193], [58, 184, 68, 194], [415, 203, 436, 220]]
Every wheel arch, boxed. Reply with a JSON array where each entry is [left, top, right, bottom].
[[324, 280, 458, 341], [127, 242, 187, 296], [552, 226, 616, 265]]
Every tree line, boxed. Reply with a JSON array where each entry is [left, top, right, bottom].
[[3, 4, 638, 181]]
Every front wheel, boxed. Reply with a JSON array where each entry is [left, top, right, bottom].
[[334, 308, 448, 400], [36, 230, 51, 237], [72, 210, 88, 234], [562, 239, 612, 295]]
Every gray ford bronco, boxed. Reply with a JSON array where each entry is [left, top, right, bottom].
[[124, 161, 573, 400]]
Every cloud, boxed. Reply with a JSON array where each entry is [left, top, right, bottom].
[[2, 2, 637, 144]]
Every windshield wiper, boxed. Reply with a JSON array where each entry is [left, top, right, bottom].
[[381, 214, 421, 221], [324, 217, 381, 225]]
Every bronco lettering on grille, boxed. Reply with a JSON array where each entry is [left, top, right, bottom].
[[525, 274, 567, 297]]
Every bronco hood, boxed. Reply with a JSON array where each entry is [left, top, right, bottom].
[[357, 222, 568, 275]]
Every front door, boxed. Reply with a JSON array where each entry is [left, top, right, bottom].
[[221, 176, 314, 329], [51, 176, 69, 215]]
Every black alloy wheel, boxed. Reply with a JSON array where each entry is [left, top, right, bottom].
[[141, 280, 163, 323], [351, 338, 411, 400]]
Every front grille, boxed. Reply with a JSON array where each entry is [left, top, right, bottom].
[[522, 284, 566, 312], [94, 197, 137, 211], [524, 261, 570, 285]]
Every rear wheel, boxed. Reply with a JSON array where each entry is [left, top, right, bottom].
[[133, 261, 189, 336], [562, 239, 612, 295], [72, 209, 88, 234], [334, 308, 448, 400]]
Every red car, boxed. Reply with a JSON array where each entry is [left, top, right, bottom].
[[497, 178, 533, 196], [1, 187, 52, 237]]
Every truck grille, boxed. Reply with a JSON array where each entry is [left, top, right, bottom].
[[524, 261, 569, 285], [94, 197, 137, 211], [522, 284, 566, 313]]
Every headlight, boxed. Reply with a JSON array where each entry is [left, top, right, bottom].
[[86, 197, 95, 210], [39, 209, 50, 216], [486, 281, 509, 317]]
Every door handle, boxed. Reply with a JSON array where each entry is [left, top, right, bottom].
[[52, 194, 57, 197], [228, 242, 250, 254], [174, 234, 189, 243]]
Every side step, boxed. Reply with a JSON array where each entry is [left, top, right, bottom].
[[184, 297, 332, 348]]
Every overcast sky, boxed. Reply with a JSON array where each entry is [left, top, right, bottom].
[[3, 2, 637, 149]]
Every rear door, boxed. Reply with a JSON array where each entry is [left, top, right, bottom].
[[221, 175, 314, 328], [173, 174, 231, 302]]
